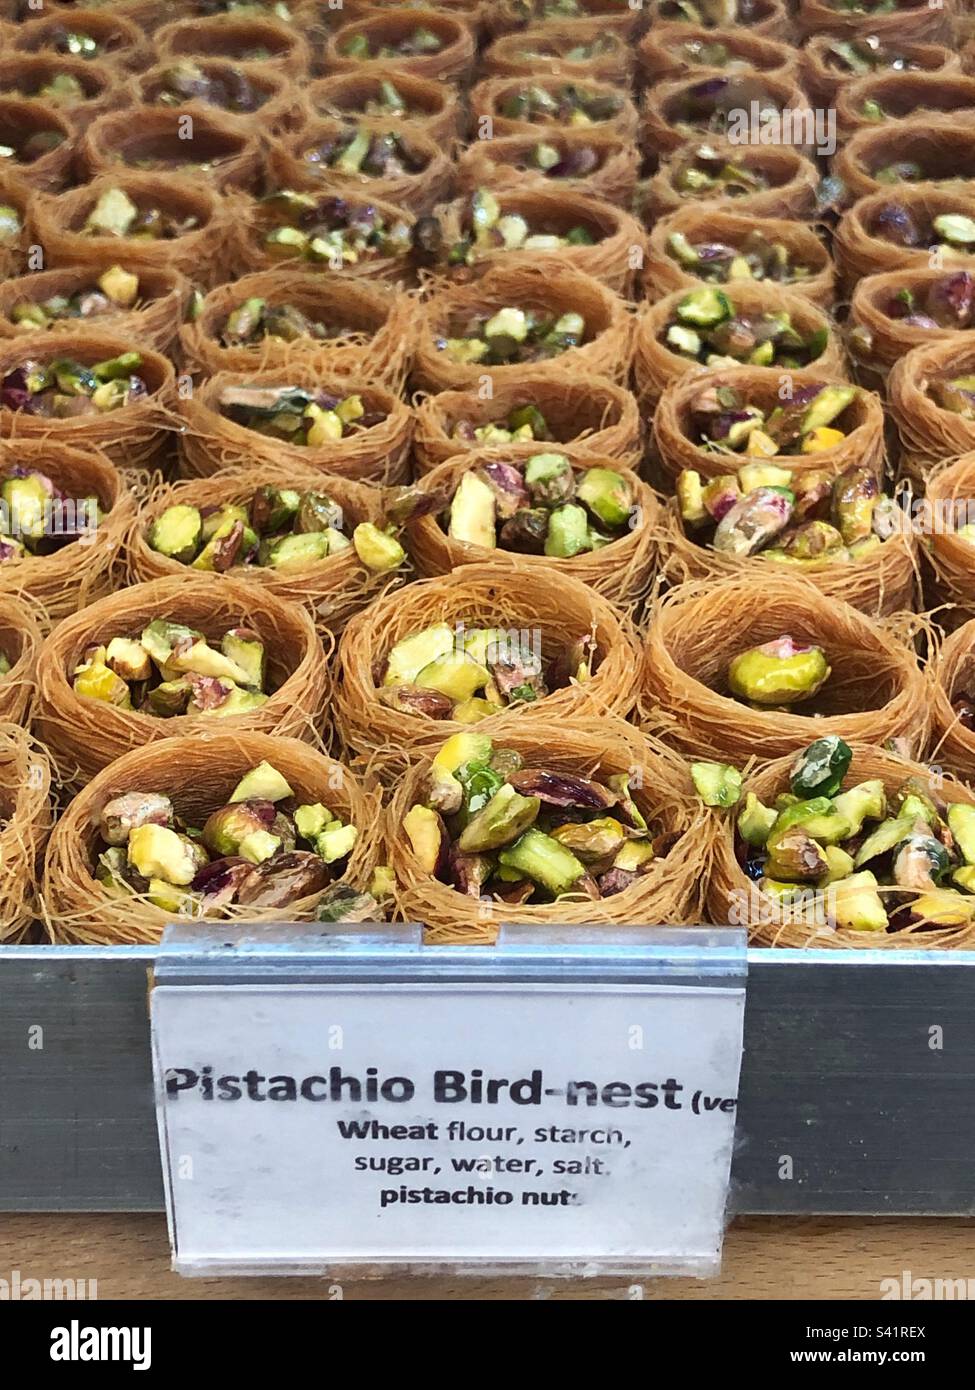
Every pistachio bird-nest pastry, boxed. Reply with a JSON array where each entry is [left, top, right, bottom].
[[303, 71, 462, 143], [387, 719, 708, 943], [704, 738, 975, 947], [333, 562, 641, 768], [643, 74, 808, 158], [638, 23, 796, 84], [636, 283, 842, 407], [43, 731, 380, 944], [147, 59, 275, 115], [324, 10, 474, 82], [849, 270, 975, 378], [475, 76, 635, 137], [408, 449, 655, 606], [414, 263, 633, 396], [457, 130, 639, 207], [89, 760, 358, 919], [642, 573, 930, 761], [148, 483, 405, 578], [663, 454, 916, 615], [0, 440, 132, 628], [834, 193, 975, 291], [804, 35, 957, 102], [485, 25, 631, 84], [434, 186, 643, 295], [645, 140, 819, 222], [33, 571, 327, 781], [29, 173, 232, 289], [2, 261, 190, 356], [413, 375, 641, 474], [178, 367, 411, 483], [888, 335, 975, 482], [647, 208, 833, 306], [153, 14, 310, 78], [0, 589, 41, 725], [180, 268, 416, 389]]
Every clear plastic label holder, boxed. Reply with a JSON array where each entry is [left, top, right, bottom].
[[151, 922, 747, 1280]]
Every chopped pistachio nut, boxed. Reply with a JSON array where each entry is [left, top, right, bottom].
[[663, 288, 829, 368], [445, 187, 597, 269], [155, 61, 264, 114], [379, 622, 596, 722], [727, 736, 975, 932], [0, 466, 99, 559], [72, 620, 275, 719], [0, 122, 65, 165], [441, 454, 634, 557], [301, 126, 427, 179], [824, 37, 928, 76], [341, 27, 444, 60], [83, 187, 198, 240], [452, 401, 551, 447], [10, 266, 141, 331], [149, 483, 408, 576], [932, 373, 975, 419], [216, 383, 376, 445], [727, 635, 830, 707], [438, 306, 586, 366], [91, 761, 354, 915], [0, 354, 149, 417], [671, 143, 771, 200], [687, 382, 858, 458], [259, 188, 413, 266], [660, 0, 758, 25], [499, 83, 622, 127], [405, 731, 657, 902], [666, 228, 814, 287], [220, 298, 356, 348], [677, 461, 899, 565]]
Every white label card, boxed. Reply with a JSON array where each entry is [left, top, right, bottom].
[[153, 972, 745, 1277]]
